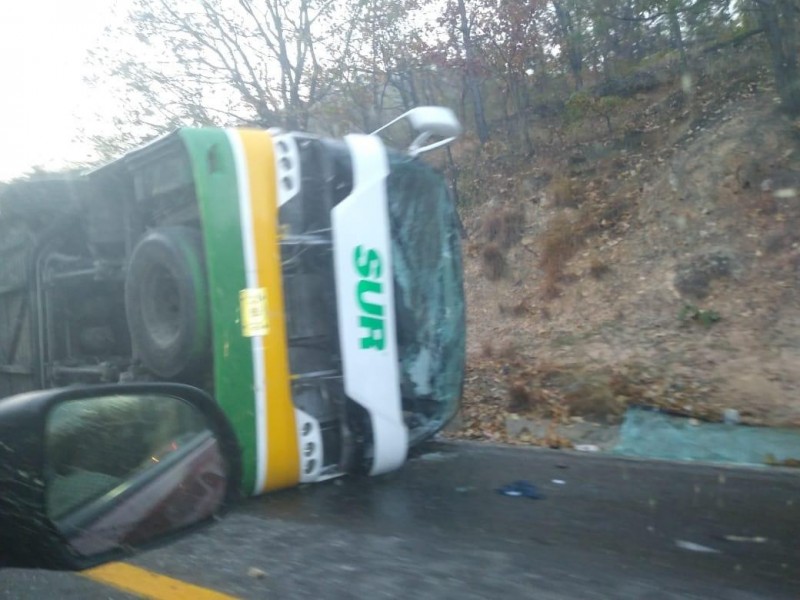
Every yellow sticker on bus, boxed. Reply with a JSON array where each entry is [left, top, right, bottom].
[[239, 287, 269, 337]]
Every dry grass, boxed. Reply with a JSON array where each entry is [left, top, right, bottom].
[[538, 183, 632, 297], [507, 381, 549, 413], [479, 206, 525, 249], [538, 213, 580, 295], [495, 338, 518, 360], [589, 259, 611, 279], [457, 52, 800, 439], [499, 298, 531, 316], [549, 174, 581, 208], [481, 243, 507, 280], [562, 379, 628, 421], [505, 362, 642, 423], [477, 205, 526, 281], [541, 277, 562, 299], [507, 382, 531, 413]]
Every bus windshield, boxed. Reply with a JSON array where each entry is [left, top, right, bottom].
[[387, 153, 465, 444]]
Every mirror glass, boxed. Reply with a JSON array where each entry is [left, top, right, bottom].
[[406, 107, 462, 138], [45, 393, 228, 558]]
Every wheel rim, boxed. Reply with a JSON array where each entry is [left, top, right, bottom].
[[140, 263, 182, 350]]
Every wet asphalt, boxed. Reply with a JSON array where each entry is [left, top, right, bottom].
[[1, 441, 799, 599]]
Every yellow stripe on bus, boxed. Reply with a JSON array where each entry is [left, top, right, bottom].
[[238, 129, 300, 492], [82, 562, 240, 600]]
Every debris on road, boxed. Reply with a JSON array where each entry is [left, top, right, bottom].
[[419, 451, 450, 461], [575, 444, 600, 452], [723, 535, 768, 543], [723, 409, 740, 425], [247, 567, 267, 579], [551, 479, 566, 485], [675, 540, 721, 553], [495, 480, 544, 499], [615, 407, 800, 466]]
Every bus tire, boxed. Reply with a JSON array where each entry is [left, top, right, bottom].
[[125, 227, 211, 380]]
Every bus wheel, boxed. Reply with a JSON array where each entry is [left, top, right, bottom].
[[125, 227, 210, 380]]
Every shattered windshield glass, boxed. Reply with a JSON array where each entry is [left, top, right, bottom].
[[387, 153, 466, 444]]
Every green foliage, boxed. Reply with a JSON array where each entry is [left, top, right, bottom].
[[80, 0, 786, 161], [597, 96, 624, 120], [565, 92, 625, 134], [679, 304, 722, 327], [565, 91, 593, 123]]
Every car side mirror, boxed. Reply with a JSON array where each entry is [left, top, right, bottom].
[[0, 384, 241, 570]]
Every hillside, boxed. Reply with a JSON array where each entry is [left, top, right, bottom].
[[449, 43, 800, 446]]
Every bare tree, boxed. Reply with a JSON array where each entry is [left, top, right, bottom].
[[443, 0, 491, 143], [752, 0, 800, 115], [551, 0, 587, 89], [479, 0, 544, 154], [86, 0, 361, 151], [335, 0, 426, 132]]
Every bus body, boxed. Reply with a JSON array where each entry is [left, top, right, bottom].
[[0, 117, 465, 495]]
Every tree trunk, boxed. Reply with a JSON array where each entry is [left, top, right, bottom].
[[758, 0, 800, 115], [667, 4, 688, 69], [552, 0, 584, 90], [455, 0, 490, 143]]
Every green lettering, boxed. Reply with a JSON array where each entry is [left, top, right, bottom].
[[357, 279, 383, 316], [354, 245, 386, 351], [354, 246, 382, 279], [359, 316, 385, 350]]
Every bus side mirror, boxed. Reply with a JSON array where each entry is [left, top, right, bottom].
[[0, 383, 241, 570], [371, 106, 462, 156]]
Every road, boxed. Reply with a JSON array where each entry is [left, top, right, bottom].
[[2, 441, 799, 599]]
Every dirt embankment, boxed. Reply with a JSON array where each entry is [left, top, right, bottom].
[[450, 53, 800, 446]]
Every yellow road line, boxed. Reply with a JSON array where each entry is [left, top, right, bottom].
[[82, 562, 240, 600]]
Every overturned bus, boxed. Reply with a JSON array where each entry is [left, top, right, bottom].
[[0, 108, 465, 496]]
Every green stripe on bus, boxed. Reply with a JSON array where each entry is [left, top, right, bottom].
[[180, 128, 257, 494], [177, 231, 211, 363]]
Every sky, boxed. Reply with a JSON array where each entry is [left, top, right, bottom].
[[0, 0, 119, 181]]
